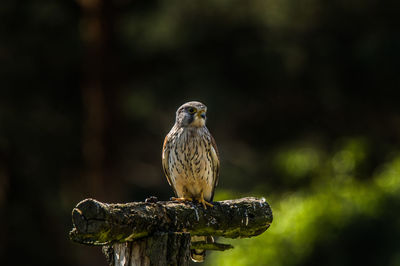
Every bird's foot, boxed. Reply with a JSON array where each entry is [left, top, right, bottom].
[[196, 192, 213, 209], [171, 197, 193, 202]]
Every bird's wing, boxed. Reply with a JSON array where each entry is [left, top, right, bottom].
[[162, 135, 177, 196], [209, 134, 220, 201]]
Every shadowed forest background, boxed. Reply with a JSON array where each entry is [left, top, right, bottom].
[[1, 0, 400, 265]]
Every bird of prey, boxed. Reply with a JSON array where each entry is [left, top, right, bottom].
[[162, 101, 220, 262]]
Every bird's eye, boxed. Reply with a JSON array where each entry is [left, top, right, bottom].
[[188, 107, 196, 114]]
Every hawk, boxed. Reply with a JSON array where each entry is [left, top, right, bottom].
[[162, 101, 220, 262]]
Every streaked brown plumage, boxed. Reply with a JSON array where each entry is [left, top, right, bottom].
[[162, 101, 219, 262]]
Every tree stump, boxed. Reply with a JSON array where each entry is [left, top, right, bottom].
[[103, 232, 191, 266], [70, 197, 273, 265]]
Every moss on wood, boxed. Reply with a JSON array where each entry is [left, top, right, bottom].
[[70, 197, 272, 246]]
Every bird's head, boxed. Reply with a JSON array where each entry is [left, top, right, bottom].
[[175, 101, 207, 128]]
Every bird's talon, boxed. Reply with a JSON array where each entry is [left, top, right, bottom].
[[171, 197, 193, 202], [200, 200, 213, 209], [205, 201, 214, 208], [197, 192, 213, 209]]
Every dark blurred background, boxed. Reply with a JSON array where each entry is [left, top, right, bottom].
[[1, 0, 400, 265]]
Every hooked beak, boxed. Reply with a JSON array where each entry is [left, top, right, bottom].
[[198, 110, 206, 119]]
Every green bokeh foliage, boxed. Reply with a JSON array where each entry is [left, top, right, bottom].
[[208, 142, 400, 266]]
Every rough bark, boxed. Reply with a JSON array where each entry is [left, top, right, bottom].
[[103, 232, 191, 266], [70, 197, 272, 245]]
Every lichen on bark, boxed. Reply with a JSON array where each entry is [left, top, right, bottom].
[[70, 197, 273, 246]]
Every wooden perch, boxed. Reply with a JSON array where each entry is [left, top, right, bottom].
[[70, 197, 272, 265], [70, 197, 272, 245]]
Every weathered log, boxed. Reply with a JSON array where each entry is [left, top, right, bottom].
[[70, 197, 272, 246], [103, 232, 191, 266]]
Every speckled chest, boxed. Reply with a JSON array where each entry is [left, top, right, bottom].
[[167, 127, 214, 199]]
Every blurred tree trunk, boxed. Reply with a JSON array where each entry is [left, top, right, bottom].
[[78, 0, 119, 200]]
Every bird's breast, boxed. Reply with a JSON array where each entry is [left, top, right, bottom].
[[168, 128, 214, 199]]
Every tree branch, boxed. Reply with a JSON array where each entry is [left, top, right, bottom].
[[190, 241, 233, 251], [69, 197, 272, 246]]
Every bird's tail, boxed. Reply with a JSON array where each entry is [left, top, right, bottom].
[[190, 235, 214, 262]]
